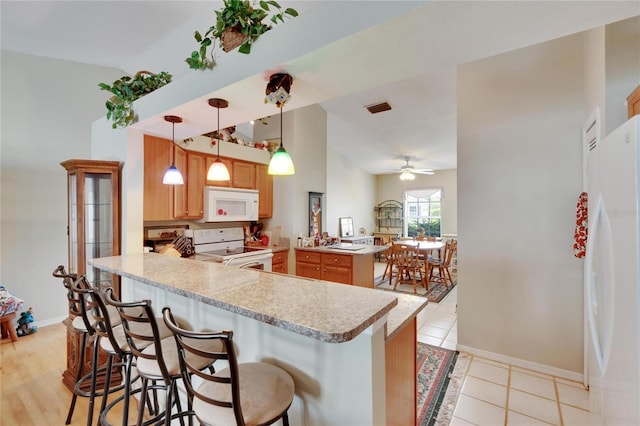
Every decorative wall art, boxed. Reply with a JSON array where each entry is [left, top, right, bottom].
[[309, 192, 323, 237]]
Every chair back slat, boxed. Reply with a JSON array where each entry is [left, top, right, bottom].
[[163, 307, 245, 424], [105, 289, 172, 383]]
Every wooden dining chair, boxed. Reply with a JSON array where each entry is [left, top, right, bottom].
[[426, 240, 457, 288], [392, 242, 424, 294]]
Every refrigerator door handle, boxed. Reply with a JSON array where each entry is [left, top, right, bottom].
[[585, 194, 615, 376]]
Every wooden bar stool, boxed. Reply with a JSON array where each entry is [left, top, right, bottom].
[[0, 312, 18, 342]]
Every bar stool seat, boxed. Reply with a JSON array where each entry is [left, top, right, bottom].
[[195, 362, 295, 426]]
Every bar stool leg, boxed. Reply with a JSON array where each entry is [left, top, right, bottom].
[[65, 331, 87, 424]]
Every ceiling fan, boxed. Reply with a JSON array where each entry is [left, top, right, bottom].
[[396, 157, 434, 180]]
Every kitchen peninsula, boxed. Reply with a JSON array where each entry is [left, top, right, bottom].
[[295, 244, 387, 287], [89, 253, 425, 425]]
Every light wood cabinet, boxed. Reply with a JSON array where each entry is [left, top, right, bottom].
[[233, 160, 255, 189], [255, 164, 273, 218], [143, 135, 173, 221], [60, 159, 122, 391], [185, 151, 206, 219], [143, 139, 274, 222], [628, 85, 640, 118], [272, 250, 289, 274], [173, 145, 187, 218], [295, 249, 374, 287], [205, 156, 234, 187]]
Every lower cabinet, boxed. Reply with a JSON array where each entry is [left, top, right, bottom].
[[272, 250, 289, 274], [295, 249, 374, 288]]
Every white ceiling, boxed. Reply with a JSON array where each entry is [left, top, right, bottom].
[[2, 1, 638, 175]]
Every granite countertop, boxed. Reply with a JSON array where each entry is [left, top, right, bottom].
[[89, 253, 398, 344], [382, 292, 428, 341], [295, 244, 388, 256], [270, 246, 290, 253]]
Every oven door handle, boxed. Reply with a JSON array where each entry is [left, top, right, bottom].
[[234, 260, 261, 269]]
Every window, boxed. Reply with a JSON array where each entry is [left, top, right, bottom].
[[404, 188, 442, 237]]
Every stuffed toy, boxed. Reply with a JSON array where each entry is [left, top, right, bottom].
[[16, 307, 37, 336]]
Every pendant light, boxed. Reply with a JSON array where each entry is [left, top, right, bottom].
[[207, 98, 231, 181], [268, 105, 295, 175], [162, 115, 184, 185]]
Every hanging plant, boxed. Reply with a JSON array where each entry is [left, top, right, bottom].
[[98, 70, 173, 129], [186, 0, 298, 70]]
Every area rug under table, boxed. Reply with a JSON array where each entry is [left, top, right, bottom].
[[374, 276, 456, 303], [417, 342, 461, 425]]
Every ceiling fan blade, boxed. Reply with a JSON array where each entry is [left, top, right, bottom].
[[415, 169, 434, 175]]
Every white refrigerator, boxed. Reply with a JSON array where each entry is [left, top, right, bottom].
[[586, 114, 640, 425]]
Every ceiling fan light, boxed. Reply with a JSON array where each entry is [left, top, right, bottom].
[[207, 159, 230, 181], [268, 145, 295, 175], [399, 170, 415, 181], [163, 164, 184, 185]]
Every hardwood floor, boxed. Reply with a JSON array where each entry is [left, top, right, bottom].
[[1, 322, 136, 425]]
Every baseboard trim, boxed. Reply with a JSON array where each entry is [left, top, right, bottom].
[[456, 344, 584, 384], [34, 315, 67, 329]]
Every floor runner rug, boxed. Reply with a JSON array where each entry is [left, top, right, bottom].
[[375, 276, 456, 303], [417, 343, 459, 426]]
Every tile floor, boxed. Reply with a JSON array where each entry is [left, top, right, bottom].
[[375, 262, 591, 425]]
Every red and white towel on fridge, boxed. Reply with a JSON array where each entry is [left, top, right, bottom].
[[573, 192, 588, 258]]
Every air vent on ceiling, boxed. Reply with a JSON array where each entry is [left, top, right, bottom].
[[366, 102, 392, 114]]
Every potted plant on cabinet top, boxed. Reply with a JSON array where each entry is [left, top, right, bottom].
[[98, 70, 172, 129], [186, 0, 298, 70]]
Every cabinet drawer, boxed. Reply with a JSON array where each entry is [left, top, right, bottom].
[[322, 253, 352, 267], [272, 251, 287, 265], [296, 251, 321, 264]]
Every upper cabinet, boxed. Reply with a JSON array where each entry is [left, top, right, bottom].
[[144, 135, 173, 221], [185, 151, 206, 219], [628, 85, 640, 119], [256, 164, 273, 218], [143, 136, 272, 221], [232, 160, 255, 189], [173, 145, 187, 218]]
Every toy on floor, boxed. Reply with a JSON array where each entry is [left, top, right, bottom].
[[16, 307, 37, 336]]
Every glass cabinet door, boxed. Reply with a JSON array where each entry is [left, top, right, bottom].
[[62, 159, 120, 292]]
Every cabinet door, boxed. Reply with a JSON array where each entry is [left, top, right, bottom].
[[322, 265, 351, 284], [296, 262, 321, 279], [272, 251, 288, 274], [255, 164, 273, 218], [143, 135, 172, 221], [186, 151, 206, 219], [233, 160, 255, 189], [173, 145, 187, 218], [205, 156, 233, 187]]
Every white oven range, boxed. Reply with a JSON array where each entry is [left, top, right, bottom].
[[186, 227, 273, 272]]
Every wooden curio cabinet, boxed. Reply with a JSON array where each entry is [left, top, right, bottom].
[[60, 159, 121, 391]]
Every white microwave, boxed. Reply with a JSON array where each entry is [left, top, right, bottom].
[[201, 187, 259, 222]]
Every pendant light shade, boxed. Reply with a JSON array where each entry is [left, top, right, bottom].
[[163, 115, 184, 185], [207, 98, 231, 181], [268, 106, 295, 175]]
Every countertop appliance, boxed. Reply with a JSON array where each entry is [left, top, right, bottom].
[[201, 187, 259, 223], [187, 227, 273, 271], [586, 115, 639, 425]]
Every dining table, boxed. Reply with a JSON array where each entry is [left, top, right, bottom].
[[388, 239, 446, 287]]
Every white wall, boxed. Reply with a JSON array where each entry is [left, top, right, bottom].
[[376, 169, 458, 236], [0, 51, 123, 324], [457, 34, 585, 373], [326, 146, 376, 238]]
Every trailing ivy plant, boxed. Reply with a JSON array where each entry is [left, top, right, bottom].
[[186, 0, 298, 70], [98, 71, 173, 129]]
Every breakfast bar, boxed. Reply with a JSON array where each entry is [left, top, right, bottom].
[[89, 253, 427, 425]]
